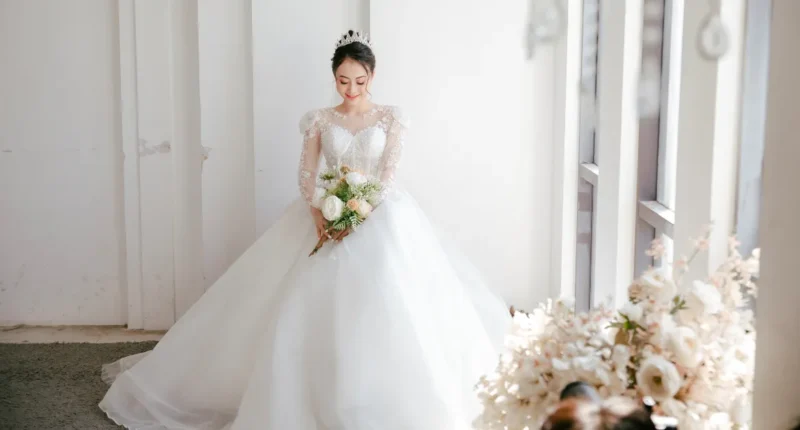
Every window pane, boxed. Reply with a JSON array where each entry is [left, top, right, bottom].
[[575, 0, 601, 311], [579, 0, 600, 165], [575, 180, 595, 312], [635, 0, 669, 275], [656, 0, 683, 210], [736, 0, 771, 256]]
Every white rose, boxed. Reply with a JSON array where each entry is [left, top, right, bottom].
[[646, 313, 677, 348], [621, 301, 643, 324], [345, 171, 367, 187], [611, 344, 631, 370], [573, 355, 609, 385], [594, 367, 612, 386], [681, 415, 706, 430], [552, 358, 570, 371], [666, 326, 701, 368], [640, 268, 678, 303], [608, 370, 629, 395], [573, 355, 601, 373], [681, 281, 723, 321], [311, 187, 327, 208], [321, 195, 345, 221], [636, 355, 682, 401], [708, 412, 732, 429], [660, 398, 687, 417], [356, 200, 373, 217]]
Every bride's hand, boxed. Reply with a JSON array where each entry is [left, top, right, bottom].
[[332, 227, 351, 242], [310, 207, 329, 239]]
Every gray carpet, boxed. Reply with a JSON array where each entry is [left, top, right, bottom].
[[0, 341, 157, 430]]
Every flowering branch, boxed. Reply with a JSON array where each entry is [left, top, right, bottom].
[[474, 229, 760, 430]]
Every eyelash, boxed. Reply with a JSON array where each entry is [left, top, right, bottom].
[[340, 82, 365, 86]]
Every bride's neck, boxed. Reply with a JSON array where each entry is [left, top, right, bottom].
[[336, 101, 376, 116]]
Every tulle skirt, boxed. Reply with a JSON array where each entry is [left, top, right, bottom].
[[98, 189, 511, 429]]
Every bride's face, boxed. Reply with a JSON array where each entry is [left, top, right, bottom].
[[335, 58, 372, 105]]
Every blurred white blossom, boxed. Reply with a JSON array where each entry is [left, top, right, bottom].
[[680, 281, 723, 321], [474, 232, 759, 430], [666, 326, 702, 369], [637, 356, 682, 401]]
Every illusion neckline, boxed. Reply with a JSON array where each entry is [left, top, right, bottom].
[[326, 123, 386, 138], [330, 104, 382, 119]]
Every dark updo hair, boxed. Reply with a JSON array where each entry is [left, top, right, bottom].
[[541, 397, 657, 430], [560, 381, 603, 404], [331, 30, 376, 76]]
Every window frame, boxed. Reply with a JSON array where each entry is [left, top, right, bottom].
[[634, 0, 680, 275], [550, 0, 750, 309], [574, 0, 600, 312]]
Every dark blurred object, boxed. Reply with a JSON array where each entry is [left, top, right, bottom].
[[542, 397, 657, 430], [640, 397, 677, 430], [541, 398, 591, 430], [543, 385, 679, 430], [509, 305, 528, 316], [560, 381, 603, 404], [642, 396, 656, 413]]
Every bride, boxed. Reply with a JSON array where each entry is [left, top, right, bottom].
[[99, 29, 511, 430]]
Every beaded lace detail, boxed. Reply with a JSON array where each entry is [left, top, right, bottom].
[[298, 105, 409, 206]]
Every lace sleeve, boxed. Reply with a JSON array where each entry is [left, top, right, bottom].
[[298, 110, 322, 207], [376, 107, 409, 201]]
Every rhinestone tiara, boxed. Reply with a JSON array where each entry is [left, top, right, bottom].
[[335, 30, 373, 49]]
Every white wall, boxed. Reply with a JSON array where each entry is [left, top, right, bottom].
[[199, 0, 257, 288], [0, 0, 378, 327], [119, 0, 206, 329], [0, 0, 212, 328], [0, 1, 125, 325], [370, 0, 554, 308], [752, 1, 800, 427], [252, 0, 369, 231], [1, 0, 551, 326]]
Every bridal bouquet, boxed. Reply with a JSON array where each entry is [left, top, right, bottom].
[[309, 165, 383, 256], [474, 230, 760, 430]]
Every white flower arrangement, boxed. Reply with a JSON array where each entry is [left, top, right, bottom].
[[474, 230, 760, 430], [308, 165, 383, 256]]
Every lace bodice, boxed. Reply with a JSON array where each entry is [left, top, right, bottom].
[[298, 105, 409, 206]]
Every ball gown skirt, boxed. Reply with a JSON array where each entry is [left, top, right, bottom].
[[98, 187, 512, 430]]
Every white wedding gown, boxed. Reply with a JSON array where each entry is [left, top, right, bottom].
[[99, 105, 511, 429]]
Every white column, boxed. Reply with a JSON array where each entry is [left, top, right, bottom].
[[170, 0, 204, 319], [592, 0, 642, 308], [548, 0, 583, 301], [118, 0, 144, 329], [119, 0, 205, 329], [131, 0, 178, 330], [671, 0, 745, 281], [199, 0, 256, 289], [752, 1, 800, 427]]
